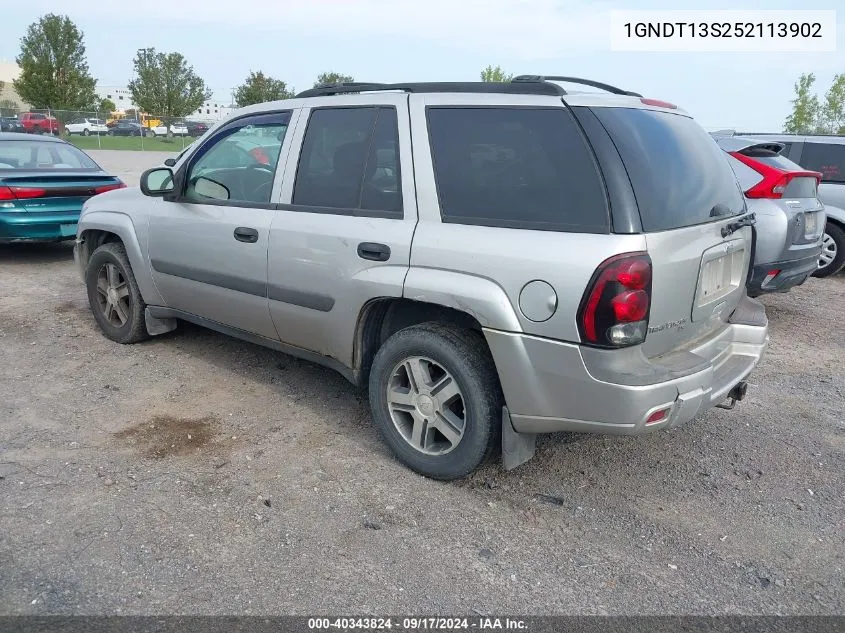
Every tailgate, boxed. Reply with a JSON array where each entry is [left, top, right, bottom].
[[592, 106, 751, 357], [1, 174, 123, 212]]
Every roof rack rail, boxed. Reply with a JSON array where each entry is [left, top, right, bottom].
[[294, 81, 567, 98], [512, 75, 642, 97]]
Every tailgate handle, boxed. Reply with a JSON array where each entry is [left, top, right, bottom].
[[721, 213, 756, 238]]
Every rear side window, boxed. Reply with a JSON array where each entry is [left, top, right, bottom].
[[292, 107, 402, 216], [799, 142, 845, 183], [595, 108, 746, 231], [426, 107, 609, 232]]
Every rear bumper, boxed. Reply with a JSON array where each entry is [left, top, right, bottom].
[[0, 211, 80, 242], [747, 252, 819, 296], [485, 295, 769, 435]]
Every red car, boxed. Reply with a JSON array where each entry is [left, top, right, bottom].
[[18, 112, 61, 135]]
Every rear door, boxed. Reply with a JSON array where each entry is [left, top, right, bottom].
[[590, 106, 752, 357]]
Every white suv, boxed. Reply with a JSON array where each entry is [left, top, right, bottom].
[[65, 118, 109, 136]]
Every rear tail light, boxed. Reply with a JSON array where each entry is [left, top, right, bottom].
[[0, 186, 47, 199], [730, 152, 822, 199], [578, 252, 653, 348], [94, 182, 127, 194]]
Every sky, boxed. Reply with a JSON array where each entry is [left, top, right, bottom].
[[0, 0, 842, 131]]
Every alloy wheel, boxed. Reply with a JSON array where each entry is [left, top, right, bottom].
[[95, 263, 131, 327]]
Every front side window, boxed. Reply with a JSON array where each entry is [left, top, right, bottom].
[[426, 107, 608, 232], [799, 142, 845, 184], [183, 112, 290, 205], [292, 107, 402, 215]]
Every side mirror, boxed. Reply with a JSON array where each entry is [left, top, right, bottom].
[[194, 176, 230, 200], [140, 167, 175, 197]]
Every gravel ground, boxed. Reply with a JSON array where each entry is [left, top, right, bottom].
[[0, 151, 843, 616]]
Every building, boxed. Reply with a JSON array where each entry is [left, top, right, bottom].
[[96, 84, 235, 122], [0, 60, 28, 112]]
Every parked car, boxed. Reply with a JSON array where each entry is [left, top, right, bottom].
[[712, 135, 825, 296], [185, 121, 209, 137], [107, 121, 149, 137], [74, 77, 769, 479], [18, 112, 61, 135], [726, 132, 845, 277], [0, 132, 125, 242], [149, 121, 189, 137], [0, 117, 25, 133], [65, 117, 109, 136]]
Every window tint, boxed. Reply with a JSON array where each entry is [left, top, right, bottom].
[[799, 142, 845, 183], [426, 107, 608, 232], [292, 107, 402, 215], [594, 108, 746, 232], [184, 113, 289, 205]]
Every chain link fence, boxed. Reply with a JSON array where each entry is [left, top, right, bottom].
[[1, 105, 211, 151]]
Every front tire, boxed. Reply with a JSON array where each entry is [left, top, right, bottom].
[[813, 222, 845, 278], [368, 323, 503, 480], [83, 128, 90, 136], [85, 242, 149, 344]]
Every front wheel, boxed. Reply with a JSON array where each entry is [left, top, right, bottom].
[[368, 323, 503, 480], [83, 128, 90, 136], [813, 222, 845, 278], [85, 242, 149, 344]]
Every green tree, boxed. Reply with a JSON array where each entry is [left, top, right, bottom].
[[480, 65, 512, 82], [0, 98, 20, 117], [821, 73, 845, 134], [128, 48, 211, 120], [314, 72, 354, 88], [784, 73, 821, 134], [13, 14, 97, 110], [98, 97, 116, 114], [235, 71, 293, 107]]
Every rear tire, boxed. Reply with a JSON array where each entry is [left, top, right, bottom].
[[83, 128, 90, 136], [368, 323, 503, 480], [85, 242, 149, 344], [813, 222, 845, 278]]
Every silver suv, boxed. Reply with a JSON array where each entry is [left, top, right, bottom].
[[74, 77, 769, 480]]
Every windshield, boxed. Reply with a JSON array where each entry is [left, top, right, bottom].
[[594, 107, 746, 231], [0, 140, 101, 171]]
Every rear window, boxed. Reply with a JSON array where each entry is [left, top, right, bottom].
[[799, 142, 845, 183], [595, 108, 746, 231], [426, 107, 609, 232], [746, 153, 819, 199], [0, 141, 100, 171]]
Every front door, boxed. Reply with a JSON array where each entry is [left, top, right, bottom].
[[148, 110, 297, 340]]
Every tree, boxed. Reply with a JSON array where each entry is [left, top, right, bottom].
[[128, 48, 211, 120], [784, 73, 821, 134], [13, 14, 97, 110], [480, 65, 512, 82], [821, 73, 845, 134], [314, 72, 354, 88], [235, 71, 293, 107], [98, 97, 116, 114], [0, 99, 20, 117]]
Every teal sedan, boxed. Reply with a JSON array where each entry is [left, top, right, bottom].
[[0, 133, 125, 242]]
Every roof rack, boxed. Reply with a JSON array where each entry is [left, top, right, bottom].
[[512, 75, 642, 97], [295, 81, 566, 98], [293, 76, 641, 99]]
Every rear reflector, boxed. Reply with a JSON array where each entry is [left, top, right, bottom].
[[761, 269, 781, 288], [730, 152, 822, 199], [646, 408, 670, 425], [578, 252, 653, 348]]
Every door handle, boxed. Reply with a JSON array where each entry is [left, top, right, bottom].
[[234, 227, 259, 243], [357, 242, 391, 262]]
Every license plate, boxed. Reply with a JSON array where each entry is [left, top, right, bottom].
[[698, 248, 745, 306], [60, 223, 77, 237], [804, 212, 819, 237]]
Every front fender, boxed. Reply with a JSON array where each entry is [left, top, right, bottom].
[[78, 210, 163, 306], [402, 268, 522, 332]]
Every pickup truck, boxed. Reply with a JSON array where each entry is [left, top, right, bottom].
[[18, 112, 61, 135]]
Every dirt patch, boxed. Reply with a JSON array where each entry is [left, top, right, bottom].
[[115, 414, 220, 459]]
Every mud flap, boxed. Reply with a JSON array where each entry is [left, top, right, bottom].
[[502, 406, 536, 470], [145, 307, 177, 336]]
